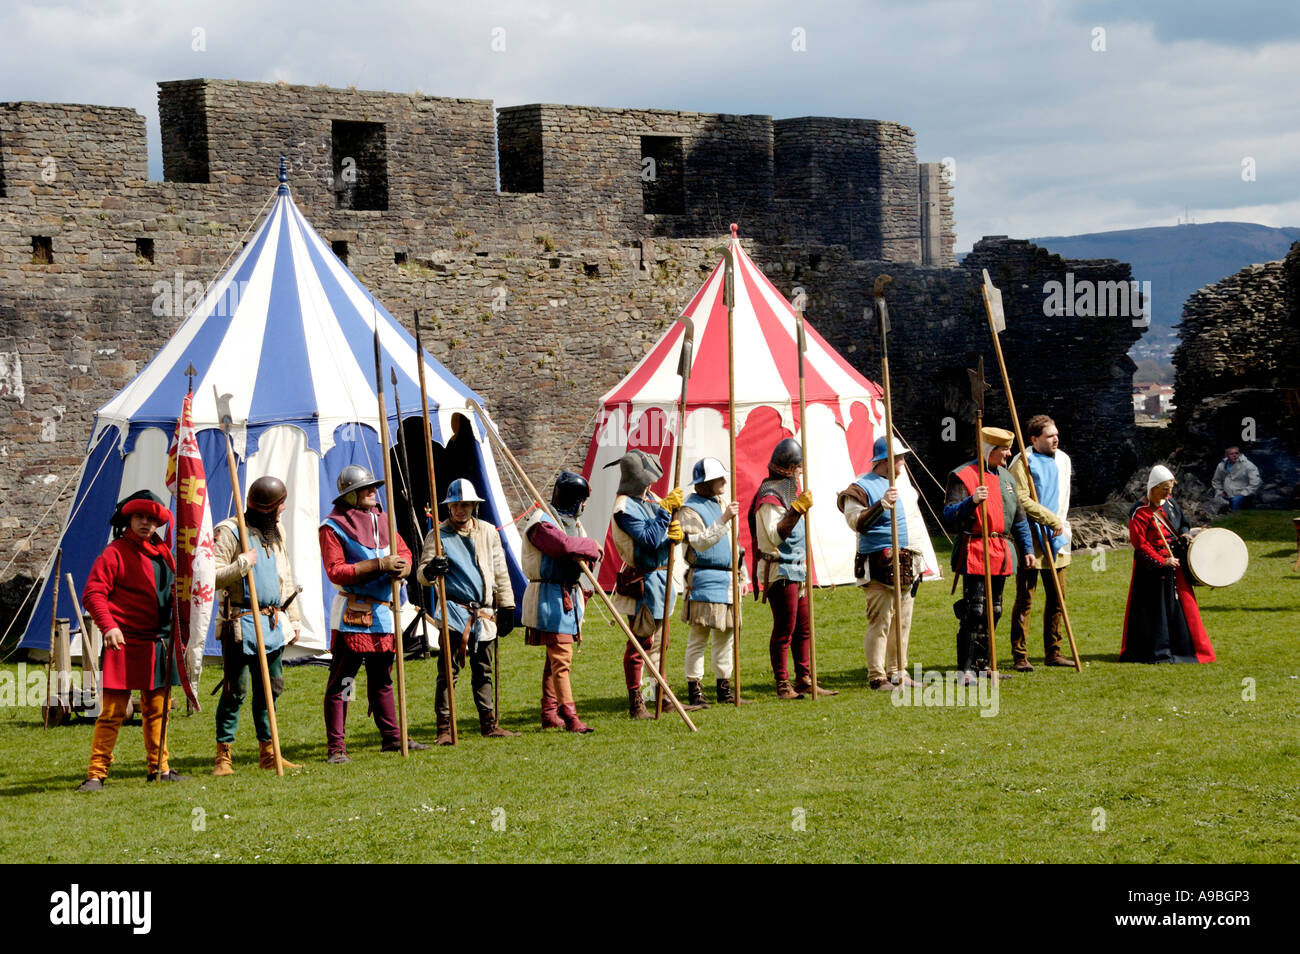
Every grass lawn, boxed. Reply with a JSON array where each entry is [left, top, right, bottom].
[[2, 510, 1297, 863]]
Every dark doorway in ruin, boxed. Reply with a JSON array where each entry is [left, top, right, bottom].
[[332, 120, 389, 211], [641, 136, 685, 215]]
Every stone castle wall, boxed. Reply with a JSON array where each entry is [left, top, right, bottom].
[[1, 79, 1139, 583], [1172, 242, 1300, 500]]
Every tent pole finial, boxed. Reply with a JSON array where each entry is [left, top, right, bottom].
[[277, 156, 289, 195]]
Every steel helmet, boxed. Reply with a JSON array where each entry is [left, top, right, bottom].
[[768, 437, 802, 474], [441, 478, 486, 505], [334, 465, 383, 505], [870, 437, 912, 463], [691, 457, 728, 485], [247, 475, 288, 512], [551, 471, 591, 515]]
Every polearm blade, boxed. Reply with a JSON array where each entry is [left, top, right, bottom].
[[979, 271, 1081, 670], [965, 358, 998, 673], [213, 387, 285, 774], [371, 319, 409, 755], [655, 316, 695, 718], [413, 309, 457, 743], [872, 275, 905, 680]]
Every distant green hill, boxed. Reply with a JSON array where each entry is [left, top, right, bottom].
[[1028, 222, 1300, 359]]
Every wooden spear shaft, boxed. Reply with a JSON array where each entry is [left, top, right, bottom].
[[372, 330, 409, 756], [980, 277, 1082, 671], [413, 311, 457, 745], [44, 549, 62, 728], [656, 317, 695, 718], [874, 290, 906, 680], [794, 309, 818, 701], [214, 389, 283, 774], [725, 230, 741, 706], [467, 399, 697, 731], [975, 412, 998, 672]]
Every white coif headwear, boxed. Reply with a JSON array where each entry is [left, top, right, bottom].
[[1146, 464, 1176, 494]]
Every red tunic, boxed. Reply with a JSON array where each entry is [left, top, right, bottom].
[[82, 535, 178, 691], [955, 464, 1011, 575]]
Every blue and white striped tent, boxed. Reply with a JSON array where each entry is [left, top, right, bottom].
[[20, 172, 524, 657]]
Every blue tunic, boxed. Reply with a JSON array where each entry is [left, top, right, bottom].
[[436, 527, 489, 646], [237, 537, 287, 655], [525, 512, 585, 636], [683, 494, 732, 605], [614, 497, 675, 620], [852, 473, 910, 556], [323, 518, 397, 634]]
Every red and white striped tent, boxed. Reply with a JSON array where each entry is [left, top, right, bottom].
[[582, 231, 938, 588]]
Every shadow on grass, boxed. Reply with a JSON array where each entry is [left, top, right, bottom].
[[1200, 605, 1295, 612]]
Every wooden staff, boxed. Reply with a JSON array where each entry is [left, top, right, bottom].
[[43, 548, 62, 728], [724, 225, 742, 706], [873, 276, 906, 677], [793, 305, 819, 701], [656, 317, 695, 718], [979, 269, 1081, 671], [371, 327, 409, 756], [214, 389, 284, 774], [967, 360, 998, 672], [466, 398, 697, 731], [413, 311, 457, 745], [391, 367, 434, 662]]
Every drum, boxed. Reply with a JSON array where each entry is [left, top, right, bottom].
[[1187, 527, 1249, 587]]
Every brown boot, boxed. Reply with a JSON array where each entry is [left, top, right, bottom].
[[794, 674, 839, 697], [479, 712, 521, 738], [716, 679, 735, 704], [213, 742, 234, 777], [686, 680, 710, 711], [628, 687, 653, 719], [259, 740, 302, 770], [1013, 657, 1035, 672], [775, 679, 805, 700], [1045, 653, 1075, 668], [435, 718, 454, 746], [559, 702, 594, 734]]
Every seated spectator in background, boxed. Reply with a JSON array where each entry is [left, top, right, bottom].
[[1211, 446, 1261, 511]]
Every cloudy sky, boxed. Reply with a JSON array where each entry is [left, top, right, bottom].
[[3, 0, 1296, 251]]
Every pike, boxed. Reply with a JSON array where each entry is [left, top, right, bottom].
[[980, 269, 1081, 670], [391, 367, 434, 663], [413, 310, 457, 745], [656, 316, 695, 718], [872, 275, 907, 677], [724, 225, 742, 705], [43, 548, 62, 728], [793, 301, 821, 700], [213, 388, 284, 774], [467, 398, 697, 731], [371, 322, 410, 755], [967, 359, 999, 672]]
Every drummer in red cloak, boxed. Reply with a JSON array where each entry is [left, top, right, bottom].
[[76, 491, 186, 790], [1120, 465, 1215, 664]]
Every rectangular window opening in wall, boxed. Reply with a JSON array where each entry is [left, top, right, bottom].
[[0, 137, 7, 197], [394, 251, 407, 265], [32, 236, 53, 264], [136, 238, 155, 264], [584, 263, 600, 278], [332, 240, 349, 265], [641, 136, 685, 215], [332, 119, 389, 211]]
